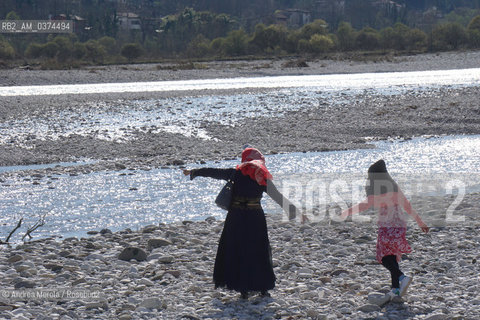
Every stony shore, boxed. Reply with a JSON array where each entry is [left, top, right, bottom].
[[1, 52, 480, 319], [1, 191, 479, 320]]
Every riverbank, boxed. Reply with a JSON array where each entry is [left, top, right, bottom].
[[1, 51, 480, 172], [1, 191, 479, 320], [2, 51, 480, 86]]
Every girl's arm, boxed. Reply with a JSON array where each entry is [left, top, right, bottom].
[[266, 179, 306, 222], [183, 168, 235, 181], [340, 196, 374, 220], [398, 190, 429, 233]]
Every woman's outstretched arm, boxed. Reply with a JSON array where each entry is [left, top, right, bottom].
[[266, 179, 306, 222], [183, 168, 235, 181]]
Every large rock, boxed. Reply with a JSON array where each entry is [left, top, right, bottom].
[[158, 256, 174, 264], [118, 247, 147, 262], [367, 292, 391, 306], [139, 298, 165, 310], [297, 267, 314, 278], [357, 304, 381, 312], [7, 255, 23, 263], [147, 238, 172, 251], [85, 299, 108, 310], [43, 263, 63, 272], [142, 225, 158, 233], [14, 280, 36, 289]]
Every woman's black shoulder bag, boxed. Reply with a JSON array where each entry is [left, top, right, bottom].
[[215, 170, 236, 210]]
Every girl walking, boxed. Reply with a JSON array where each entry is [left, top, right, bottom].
[[341, 160, 429, 299], [183, 147, 300, 299]]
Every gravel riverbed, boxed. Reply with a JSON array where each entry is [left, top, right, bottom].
[[0, 51, 479, 319], [1, 191, 479, 320]]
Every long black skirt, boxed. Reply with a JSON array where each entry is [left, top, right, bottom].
[[213, 207, 276, 292]]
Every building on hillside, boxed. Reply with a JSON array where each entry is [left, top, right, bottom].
[[275, 9, 311, 28], [50, 13, 87, 33], [117, 12, 141, 31], [372, 0, 405, 11]]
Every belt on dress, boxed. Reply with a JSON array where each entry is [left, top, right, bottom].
[[230, 196, 262, 209]]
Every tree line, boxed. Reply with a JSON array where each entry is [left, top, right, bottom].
[[1, 6, 480, 67]]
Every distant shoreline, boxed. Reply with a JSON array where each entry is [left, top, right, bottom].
[[1, 50, 480, 87]]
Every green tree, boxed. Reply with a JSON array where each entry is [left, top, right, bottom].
[[297, 38, 310, 53], [336, 21, 356, 51], [186, 34, 211, 58], [210, 37, 225, 55], [52, 36, 73, 63], [5, 11, 20, 20], [468, 15, 480, 31], [309, 34, 334, 53], [121, 43, 144, 61], [355, 27, 380, 50], [467, 15, 480, 47], [284, 30, 301, 53], [380, 26, 396, 50], [0, 40, 15, 59], [249, 23, 288, 53], [222, 29, 248, 56], [98, 36, 117, 55], [42, 42, 59, 58], [84, 40, 106, 63], [157, 8, 235, 55], [432, 22, 468, 50], [25, 43, 44, 59], [380, 23, 409, 50], [405, 28, 427, 51], [299, 19, 329, 40], [73, 42, 87, 60]]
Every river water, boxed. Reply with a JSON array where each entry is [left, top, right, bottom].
[[0, 68, 479, 241], [1, 68, 480, 96]]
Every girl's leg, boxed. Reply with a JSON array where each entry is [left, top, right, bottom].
[[381, 255, 404, 288]]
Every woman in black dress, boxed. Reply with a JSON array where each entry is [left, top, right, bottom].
[[183, 147, 300, 299]]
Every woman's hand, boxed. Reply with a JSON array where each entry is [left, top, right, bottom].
[[421, 225, 429, 233], [183, 169, 191, 176]]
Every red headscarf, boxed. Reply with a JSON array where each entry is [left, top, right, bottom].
[[236, 148, 273, 186]]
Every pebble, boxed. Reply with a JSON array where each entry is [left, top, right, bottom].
[[139, 298, 165, 310], [0, 203, 478, 319], [158, 256, 174, 264], [118, 247, 148, 262], [357, 304, 381, 312], [147, 238, 172, 250], [7, 255, 23, 263]]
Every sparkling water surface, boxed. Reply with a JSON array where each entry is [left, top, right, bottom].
[[0, 135, 478, 241], [0, 69, 479, 241], [1, 68, 479, 146], [1, 68, 479, 96]]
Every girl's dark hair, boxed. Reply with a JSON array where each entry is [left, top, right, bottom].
[[365, 160, 398, 196]]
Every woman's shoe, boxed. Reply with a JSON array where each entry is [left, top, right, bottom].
[[240, 291, 248, 300]]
